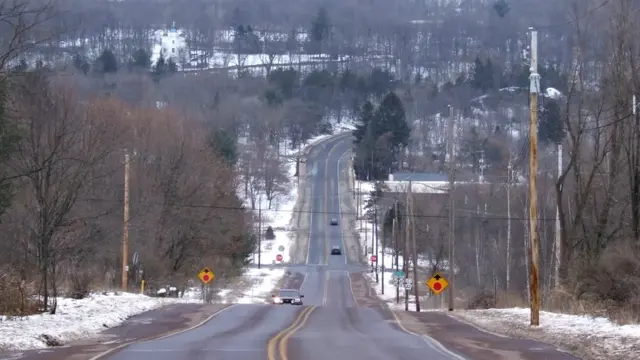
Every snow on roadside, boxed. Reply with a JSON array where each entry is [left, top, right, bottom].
[[233, 267, 285, 304], [0, 292, 201, 351], [354, 180, 437, 268], [451, 308, 640, 360]]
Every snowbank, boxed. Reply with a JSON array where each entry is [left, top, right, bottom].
[[0, 292, 199, 351], [452, 308, 640, 360]]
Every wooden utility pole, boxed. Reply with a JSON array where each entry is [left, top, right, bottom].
[[258, 199, 262, 269], [528, 27, 541, 326], [122, 150, 130, 291], [506, 157, 512, 291], [404, 184, 410, 311], [447, 105, 456, 311], [409, 181, 420, 311], [394, 202, 400, 304]]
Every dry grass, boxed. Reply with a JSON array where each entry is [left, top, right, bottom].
[[0, 274, 40, 317]]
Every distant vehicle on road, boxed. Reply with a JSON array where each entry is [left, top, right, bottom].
[[272, 289, 304, 305], [331, 246, 342, 255], [330, 218, 339, 225]]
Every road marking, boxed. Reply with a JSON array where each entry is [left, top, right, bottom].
[[345, 270, 359, 307], [325, 138, 344, 265], [336, 149, 350, 265], [299, 272, 309, 293], [322, 271, 330, 306], [267, 306, 314, 360], [279, 305, 316, 360], [88, 304, 236, 360], [305, 166, 315, 265], [389, 310, 467, 360]]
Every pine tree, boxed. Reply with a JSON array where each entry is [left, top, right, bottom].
[[97, 49, 118, 73], [131, 48, 151, 69], [353, 100, 374, 144], [539, 98, 565, 144]]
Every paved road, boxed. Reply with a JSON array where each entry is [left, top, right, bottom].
[[1, 133, 582, 360]]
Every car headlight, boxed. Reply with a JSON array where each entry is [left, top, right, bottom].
[[273, 297, 282, 303]]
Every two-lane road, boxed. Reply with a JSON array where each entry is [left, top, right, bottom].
[[3, 133, 582, 360]]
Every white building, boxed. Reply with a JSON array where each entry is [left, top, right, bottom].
[[155, 22, 186, 64]]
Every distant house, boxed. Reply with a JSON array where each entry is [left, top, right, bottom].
[[385, 172, 450, 194], [157, 22, 186, 64]]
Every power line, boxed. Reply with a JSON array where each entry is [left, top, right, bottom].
[[99, 199, 560, 222]]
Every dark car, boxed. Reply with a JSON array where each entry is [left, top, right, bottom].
[[331, 246, 342, 255], [330, 218, 339, 225], [272, 289, 304, 305]]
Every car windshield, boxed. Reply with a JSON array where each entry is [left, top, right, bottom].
[[333, 246, 340, 249], [279, 290, 299, 298]]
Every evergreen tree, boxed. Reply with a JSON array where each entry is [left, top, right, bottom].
[[353, 100, 374, 144], [167, 58, 178, 72], [265, 226, 275, 240], [372, 91, 410, 154], [208, 128, 238, 166], [493, 0, 510, 17], [131, 48, 151, 69], [539, 98, 565, 144], [97, 49, 118, 73]]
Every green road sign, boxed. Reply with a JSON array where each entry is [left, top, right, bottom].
[[393, 271, 405, 278]]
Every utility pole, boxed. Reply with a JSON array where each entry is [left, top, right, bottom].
[[381, 206, 385, 295], [410, 181, 420, 311], [506, 157, 512, 291], [122, 150, 130, 291], [447, 105, 456, 311], [404, 184, 410, 311], [554, 142, 562, 288], [394, 201, 400, 304], [374, 206, 379, 283], [258, 198, 262, 269], [528, 27, 541, 326]]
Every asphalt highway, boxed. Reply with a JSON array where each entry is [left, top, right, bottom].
[[2, 133, 581, 360]]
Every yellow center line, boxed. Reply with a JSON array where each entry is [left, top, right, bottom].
[[279, 305, 317, 360], [322, 271, 330, 306], [324, 139, 343, 265], [267, 306, 313, 360]]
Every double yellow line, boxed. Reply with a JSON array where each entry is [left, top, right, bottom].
[[267, 306, 317, 360]]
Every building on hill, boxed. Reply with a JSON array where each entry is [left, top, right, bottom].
[[153, 21, 187, 66]]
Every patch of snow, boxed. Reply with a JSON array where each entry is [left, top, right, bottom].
[[544, 87, 563, 99], [234, 268, 286, 304], [452, 308, 640, 360], [0, 292, 201, 351]]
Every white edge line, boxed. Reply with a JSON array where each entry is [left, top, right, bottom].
[[390, 310, 467, 360], [89, 304, 237, 360], [299, 272, 309, 293], [336, 149, 350, 265], [305, 175, 314, 265], [345, 270, 359, 307]]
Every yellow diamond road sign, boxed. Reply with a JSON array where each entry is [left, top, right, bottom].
[[426, 272, 448, 295], [198, 267, 215, 284]]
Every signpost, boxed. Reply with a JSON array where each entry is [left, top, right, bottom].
[[198, 267, 214, 284], [276, 254, 283, 262], [426, 273, 449, 295]]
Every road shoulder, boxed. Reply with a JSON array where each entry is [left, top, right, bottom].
[[393, 310, 582, 360], [0, 304, 229, 360]]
